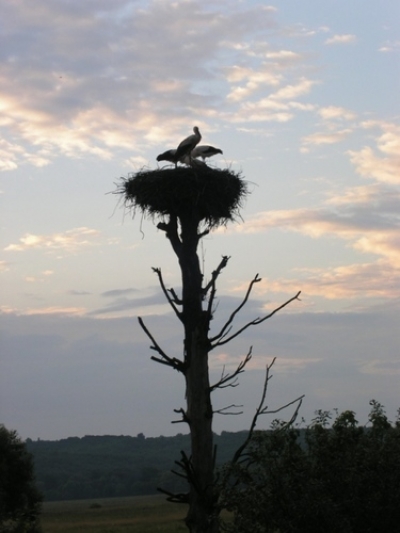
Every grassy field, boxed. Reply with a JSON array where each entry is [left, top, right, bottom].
[[40, 495, 188, 533]]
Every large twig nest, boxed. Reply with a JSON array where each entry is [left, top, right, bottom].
[[117, 166, 248, 228]]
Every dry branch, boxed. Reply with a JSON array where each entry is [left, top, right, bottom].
[[210, 347, 253, 391], [229, 358, 304, 468], [152, 267, 182, 321], [209, 274, 261, 344], [214, 404, 244, 416], [211, 290, 302, 348], [138, 316, 185, 372]]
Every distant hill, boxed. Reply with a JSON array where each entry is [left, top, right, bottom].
[[26, 431, 248, 501]]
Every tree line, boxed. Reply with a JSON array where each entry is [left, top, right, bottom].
[[25, 431, 247, 502]]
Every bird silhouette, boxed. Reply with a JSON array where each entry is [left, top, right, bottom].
[[192, 145, 223, 161], [175, 126, 202, 163]]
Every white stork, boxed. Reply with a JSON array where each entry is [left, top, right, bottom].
[[175, 126, 202, 163], [156, 149, 178, 164], [192, 145, 223, 161]]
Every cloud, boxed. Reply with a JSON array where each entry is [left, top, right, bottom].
[[302, 129, 352, 147], [261, 260, 400, 300], [348, 123, 400, 185], [68, 290, 92, 296], [265, 50, 302, 61], [360, 359, 400, 376], [0, 260, 10, 272], [21, 306, 87, 316], [270, 77, 317, 100], [318, 106, 356, 121], [101, 288, 139, 298], [19, 270, 55, 284], [325, 34, 356, 45], [0, 1, 282, 168], [238, 185, 400, 256], [229, 158, 400, 300], [90, 292, 170, 318], [378, 40, 400, 53], [0, 139, 23, 171], [227, 76, 316, 123], [4, 227, 100, 253], [226, 67, 283, 102], [2, 299, 399, 439]]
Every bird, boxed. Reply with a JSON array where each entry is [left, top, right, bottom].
[[174, 126, 202, 163], [156, 149, 178, 164], [191, 145, 223, 161]]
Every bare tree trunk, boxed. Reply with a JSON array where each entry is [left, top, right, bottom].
[[177, 212, 219, 532]]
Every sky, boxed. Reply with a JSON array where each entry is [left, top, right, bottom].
[[1, 0, 399, 441]]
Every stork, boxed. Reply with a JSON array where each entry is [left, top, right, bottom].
[[192, 145, 223, 161], [156, 149, 178, 165], [175, 126, 202, 163]]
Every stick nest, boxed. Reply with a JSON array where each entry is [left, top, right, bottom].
[[117, 166, 248, 228]]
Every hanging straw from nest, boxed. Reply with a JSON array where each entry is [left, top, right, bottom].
[[116, 166, 248, 229]]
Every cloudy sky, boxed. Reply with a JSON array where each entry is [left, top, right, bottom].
[[1, 0, 399, 441]]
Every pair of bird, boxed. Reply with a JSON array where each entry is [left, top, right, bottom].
[[156, 126, 223, 167]]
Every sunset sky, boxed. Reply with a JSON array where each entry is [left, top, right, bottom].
[[1, 0, 399, 440]]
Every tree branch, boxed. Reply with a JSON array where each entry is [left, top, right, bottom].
[[211, 291, 301, 348], [209, 274, 261, 343], [138, 316, 185, 372], [210, 347, 253, 391], [168, 287, 182, 305], [214, 404, 244, 416], [202, 255, 230, 298], [152, 267, 182, 321], [171, 408, 190, 424], [229, 358, 304, 468]]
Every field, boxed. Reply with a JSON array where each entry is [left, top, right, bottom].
[[40, 495, 188, 533]]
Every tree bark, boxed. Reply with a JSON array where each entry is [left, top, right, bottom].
[[176, 212, 219, 533]]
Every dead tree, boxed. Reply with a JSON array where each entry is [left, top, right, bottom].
[[117, 165, 302, 533]]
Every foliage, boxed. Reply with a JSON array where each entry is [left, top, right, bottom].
[[117, 166, 247, 228], [26, 431, 248, 502], [0, 425, 42, 533], [220, 401, 400, 533]]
